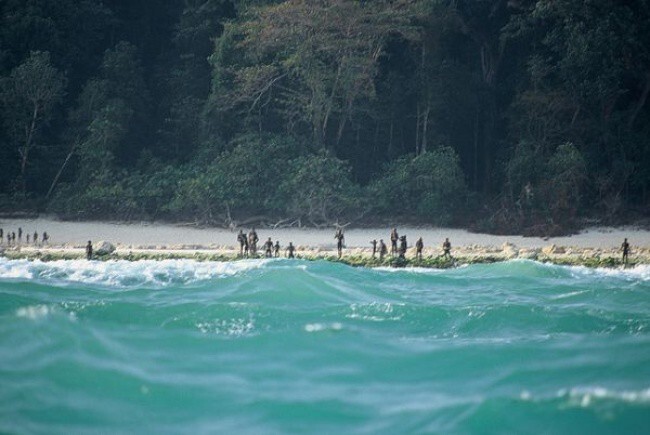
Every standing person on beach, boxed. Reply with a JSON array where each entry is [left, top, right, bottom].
[[621, 238, 630, 265], [33, 231, 38, 247], [370, 240, 377, 258], [42, 232, 49, 245], [237, 230, 246, 256], [286, 242, 296, 258], [415, 237, 424, 260], [264, 237, 274, 258], [0, 228, 3, 244], [12, 232, 16, 246], [274, 241, 280, 258], [248, 228, 258, 256], [399, 235, 407, 259], [18, 227, 22, 242], [390, 228, 399, 256], [335, 229, 345, 258], [379, 240, 387, 260], [26, 234, 30, 244], [86, 241, 93, 260], [442, 238, 452, 259]]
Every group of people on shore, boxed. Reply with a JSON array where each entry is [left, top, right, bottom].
[[236, 229, 296, 258], [1, 223, 633, 265], [0, 227, 49, 247], [367, 228, 452, 261], [232, 227, 633, 264], [233, 227, 454, 261]]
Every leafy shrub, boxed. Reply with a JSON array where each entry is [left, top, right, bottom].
[[280, 150, 361, 224], [543, 142, 587, 219], [490, 141, 588, 234], [168, 134, 306, 223], [370, 147, 467, 225]]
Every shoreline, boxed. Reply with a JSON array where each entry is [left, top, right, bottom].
[[1, 217, 647, 268], [1, 217, 649, 247], [1, 244, 646, 269]]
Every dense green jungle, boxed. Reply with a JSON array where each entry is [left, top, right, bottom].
[[1, 0, 649, 235]]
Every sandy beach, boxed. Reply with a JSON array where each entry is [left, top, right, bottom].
[[1, 217, 648, 249], [1, 217, 648, 266]]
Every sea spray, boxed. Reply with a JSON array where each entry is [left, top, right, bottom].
[[1, 258, 649, 433]]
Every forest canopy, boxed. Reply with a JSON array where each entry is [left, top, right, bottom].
[[1, 0, 649, 234]]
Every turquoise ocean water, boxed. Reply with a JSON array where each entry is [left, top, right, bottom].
[[0, 258, 649, 434]]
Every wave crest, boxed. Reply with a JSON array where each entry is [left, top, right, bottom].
[[0, 258, 272, 288]]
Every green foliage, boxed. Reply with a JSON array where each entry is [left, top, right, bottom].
[[280, 151, 361, 224], [0, 50, 66, 192], [501, 140, 587, 232], [65, 41, 149, 188], [168, 135, 303, 223], [371, 147, 467, 225], [163, 137, 361, 224], [208, 0, 419, 148], [545, 142, 587, 218], [1, 0, 650, 231]]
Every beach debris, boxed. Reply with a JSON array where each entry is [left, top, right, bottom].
[[502, 242, 519, 259], [94, 240, 116, 255], [518, 248, 539, 260], [542, 245, 565, 255]]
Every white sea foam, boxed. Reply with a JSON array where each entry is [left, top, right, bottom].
[[567, 264, 650, 281], [0, 258, 35, 280], [560, 386, 650, 406], [15, 304, 53, 319], [373, 266, 447, 274], [346, 302, 404, 322], [0, 257, 272, 288], [550, 290, 590, 300], [304, 322, 343, 332], [503, 259, 650, 281], [195, 316, 256, 336], [516, 386, 650, 406]]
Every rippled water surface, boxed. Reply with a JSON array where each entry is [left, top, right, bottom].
[[1, 258, 649, 434]]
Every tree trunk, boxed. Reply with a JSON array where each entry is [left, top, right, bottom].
[[335, 115, 347, 148], [19, 104, 40, 191], [415, 103, 420, 155], [335, 95, 355, 148], [571, 105, 581, 126], [481, 90, 497, 193], [373, 121, 379, 164], [322, 63, 343, 140], [47, 141, 78, 199], [474, 108, 479, 190], [388, 118, 394, 158], [628, 72, 650, 129], [421, 104, 430, 154]]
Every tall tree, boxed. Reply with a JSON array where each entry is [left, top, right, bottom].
[[0, 51, 66, 193], [208, 0, 419, 154]]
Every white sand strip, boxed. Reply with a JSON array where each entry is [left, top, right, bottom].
[[0, 217, 648, 249]]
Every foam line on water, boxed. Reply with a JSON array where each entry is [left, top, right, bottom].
[[15, 304, 53, 320], [0, 258, 273, 288], [562, 387, 650, 405], [372, 266, 449, 274], [566, 264, 650, 281], [517, 387, 650, 406]]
